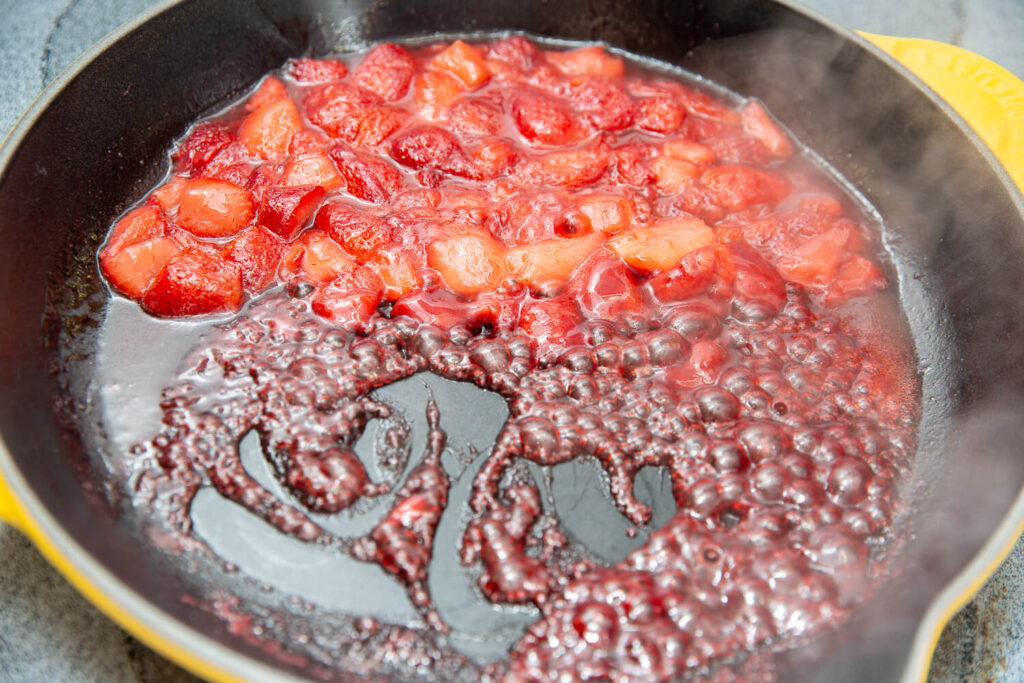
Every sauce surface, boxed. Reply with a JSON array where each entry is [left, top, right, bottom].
[[97, 36, 918, 681]]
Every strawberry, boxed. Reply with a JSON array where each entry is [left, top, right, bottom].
[[607, 217, 714, 273], [287, 57, 349, 83], [365, 251, 420, 300], [304, 83, 380, 139], [471, 139, 519, 179], [352, 42, 415, 101], [518, 296, 582, 345], [741, 101, 793, 158], [327, 142, 405, 204], [448, 98, 502, 136], [101, 236, 182, 298], [666, 339, 729, 387], [650, 156, 701, 194], [431, 40, 491, 89], [701, 164, 791, 211], [104, 205, 168, 254], [280, 153, 343, 191], [142, 248, 243, 316], [201, 141, 252, 180], [350, 106, 408, 148], [238, 95, 304, 161], [245, 163, 281, 205], [568, 250, 644, 319], [570, 78, 636, 131], [485, 35, 542, 72], [221, 227, 285, 293], [776, 225, 851, 286], [797, 193, 844, 217], [280, 231, 357, 284], [577, 194, 634, 233], [313, 201, 395, 262], [515, 145, 609, 187], [392, 288, 474, 330], [506, 233, 603, 291], [663, 139, 716, 165], [310, 267, 384, 331], [716, 242, 786, 308], [177, 178, 255, 238], [427, 231, 508, 295], [245, 76, 288, 112], [637, 95, 685, 134], [287, 129, 325, 156], [390, 126, 479, 179], [672, 185, 725, 224], [546, 45, 624, 78], [613, 143, 656, 186], [646, 246, 717, 303], [412, 70, 465, 118], [173, 122, 233, 174], [511, 91, 581, 146], [148, 177, 187, 218], [707, 134, 773, 167], [827, 255, 885, 302], [257, 185, 325, 240], [674, 83, 741, 123]]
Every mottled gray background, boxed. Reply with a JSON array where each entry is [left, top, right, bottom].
[[1, 0, 1023, 680]]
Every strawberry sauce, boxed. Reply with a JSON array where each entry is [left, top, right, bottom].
[[100, 36, 918, 681]]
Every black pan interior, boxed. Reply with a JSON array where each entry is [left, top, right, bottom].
[[2, 0, 1024, 680]]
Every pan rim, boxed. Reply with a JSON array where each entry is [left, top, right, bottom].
[[1, 0, 1023, 681]]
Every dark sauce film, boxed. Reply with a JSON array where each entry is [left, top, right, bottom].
[[91, 34, 919, 681]]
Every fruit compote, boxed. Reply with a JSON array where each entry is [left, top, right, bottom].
[[99, 36, 918, 681]]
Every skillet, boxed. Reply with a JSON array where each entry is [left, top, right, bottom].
[[2, 0, 1024, 680]]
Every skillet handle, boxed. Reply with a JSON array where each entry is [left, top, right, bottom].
[[0, 467, 24, 531], [861, 33, 1024, 192]]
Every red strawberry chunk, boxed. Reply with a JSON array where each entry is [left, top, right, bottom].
[[412, 70, 465, 118], [238, 96, 304, 161], [104, 205, 168, 254], [245, 76, 288, 112], [304, 83, 381, 139], [288, 57, 349, 83], [173, 122, 233, 174], [101, 236, 182, 298], [741, 100, 793, 158], [646, 246, 717, 303], [327, 142, 405, 204], [777, 225, 852, 286], [310, 267, 384, 331], [448, 98, 502, 136], [390, 126, 480, 179], [568, 250, 644, 319], [314, 201, 395, 262], [485, 36, 542, 72], [352, 43, 415, 101], [570, 78, 636, 131], [142, 248, 243, 316], [351, 106, 408, 149], [221, 227, 285, 293], [701, 164, 792, 211], [258, 185, 325, 240], [827, 255, 886, 302], [515, 145, 609, 187], [638, 95, 685, 134], [511, 91, 581, 146], [519, 296, 582, 346], [716, 242, 787, 309], [177, 178, 255, 238]]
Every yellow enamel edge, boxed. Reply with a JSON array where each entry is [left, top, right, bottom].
[[859, 32, 1024, 683]]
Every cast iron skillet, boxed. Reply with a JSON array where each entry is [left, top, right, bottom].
[[3, 0, 1024, 680]]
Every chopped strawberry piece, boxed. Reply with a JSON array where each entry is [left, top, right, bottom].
[[390, 126, 480, 179], [310, 267, 384, 331], [741, 101, 793, 158], [701, 165, 792, 211], [280, 153, 343, 191], [427, 231, 508, 295], [672, 185, 725, 224], [366, 251, 420, 300], [666, 339, 729, 387], [776, 225, 852, 286], [797, 193, 844, 217], [431, 40, 491, 89], [827, 255, 886, 302], [570, 78, 636, 131], [448, 98, 502, 136], [350, 106, 408, 148], [646, 246, 717, 303], [675, 83, 741, 124], [327, 142, 405, 204], [518, 296, 582, 346], [142, 248, 243, 316], [221, 227, 285, 293], [412, 70, 465, 118], [546, 45, 624, 78], [506, 233, 603, 292], [149, 177, 187, 218], [650, 156, 701, 194], [511, 91, 581, 146], [637, 95, 685, 134], [177, 178, 255, 238], [471, 139, 519, 179], [313, 201, 395, 262], [471, 291, 524, 330], [245, 163, 281, 205], [288, 57, 349, 83], [239, 96, 304, 161], [173, 122, 233, 174], [257, 185, 325, 240], [707, 134, 773, 167], [287, 129, 324, 156], [486, 36, 542, 72], [608, 217, 714, 273], [245, 76, 288, 112], [392, 288, 476, 330], [663, 139, 716, 165], [568, 250, 644, 319], [515, 146, 609, 187], [352, 43, 415, 101], [281, 231, 357, 284], [577, 194, 635, 233], [716, 242, 787, 308], [613, 144, 656, 186], [104, 205, 168, 254], [304, 83, 380, 139], [201, 141, 252, 180], [101, 236, 182, 298]]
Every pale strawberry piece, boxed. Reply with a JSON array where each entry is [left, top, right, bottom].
[[427, 231, 508, 295], [245, 76, 288, 112], [776, 225, 852, 286], [142, 248, 243, 317], [608, 217, 714, 273], [663, 139, 716, 165], [352, 43, 415, 101], [506, 233, 603, 291], [104, 205, 168, 254], [365, 251, 420, 301], [650, 156, 701, 194], [221, 227, 285, 293], [412, 70, 465, 118], [281, 231, 358, 284], [101, 236, 182, 298], [577, 194, 634, 233], [280, 153, 344, 191], [471, 139, 519, 179], [288, 57, 349, 83], [431, 40, 491, 89], [239, 96, 304, 161], [797, 193, 844, 217], [827, 254, 886, 302], [177, 178, 255, 238], [287, 129, 324, 156], [350, 107, 408, 148], [546, 45, 624, 78], [742, 100, 793, 158], [148, 177, 188, 218]]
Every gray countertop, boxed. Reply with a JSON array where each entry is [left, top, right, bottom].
[[1, 0, 1023, 680]]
